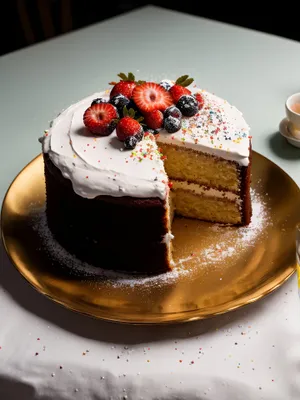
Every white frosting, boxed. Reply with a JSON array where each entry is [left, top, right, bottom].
[[158, 85, 250, 166], [41, 84, 251, 200], [171, 180, 241, 203], [42, 92, 168, 199]]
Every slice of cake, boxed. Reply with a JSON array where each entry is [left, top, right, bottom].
[[157, 87, 252, 225], [40, 73, 252, 274]]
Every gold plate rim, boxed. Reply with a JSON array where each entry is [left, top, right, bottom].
[[1, 152, 299, 325]]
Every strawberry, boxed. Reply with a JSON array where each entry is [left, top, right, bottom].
[[110, 81, 136, 100], [109, 72, 142, 100], [169, 75, 194, 103], [115, 107, 144, 142], [194, 92, 204, 110], [83, 103, 118, 136], [143, 110, 163, 130], [170, 86, 191, 104], [132, 82, 173, 113], [116, 117, 143, 142]]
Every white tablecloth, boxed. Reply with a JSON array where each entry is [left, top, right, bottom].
[[1, 240, 300, 400]]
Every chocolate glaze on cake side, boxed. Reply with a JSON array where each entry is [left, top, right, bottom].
[[40, 73, 252, 273]]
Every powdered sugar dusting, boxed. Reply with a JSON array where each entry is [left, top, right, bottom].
[[174, 188, 270, 273], [31, 189, 270, 288]]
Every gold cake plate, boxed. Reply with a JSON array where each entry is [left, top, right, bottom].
[[1, 152, 300, 325]]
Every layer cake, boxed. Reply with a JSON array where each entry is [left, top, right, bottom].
[[40, 74, 252, 274]]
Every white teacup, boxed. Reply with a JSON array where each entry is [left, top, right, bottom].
[[285, 93, 300, 140]]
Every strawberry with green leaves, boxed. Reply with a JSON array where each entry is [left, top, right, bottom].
[[116, 107, 144, 145], [169, 75, 194, 103], [109, 72, 144, 100]]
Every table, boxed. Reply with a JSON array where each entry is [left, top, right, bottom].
[[1, 5, 300, 399]]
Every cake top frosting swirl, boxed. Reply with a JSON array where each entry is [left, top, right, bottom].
[[42, 91, 168, 199]]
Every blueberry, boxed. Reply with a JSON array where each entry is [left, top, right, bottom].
[[109, 94, 130, 114], [159, 81, 171, 91], [135, 129, 144, 142], [106, 120, 118, 135], [164, 116, 182, 133], [127, 99, 143, 117], [176, 95, 198, 117], [164, 106, 182, 120], [127, 99, 138, 110], [124, 135, 138, 150], [113, 99, 142, 120], [91, 98, 107, 106]]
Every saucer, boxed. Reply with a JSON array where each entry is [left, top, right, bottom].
[[279, 118, 300, 148]]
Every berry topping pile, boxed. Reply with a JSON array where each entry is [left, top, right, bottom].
[[83, 73, 205, 149]]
